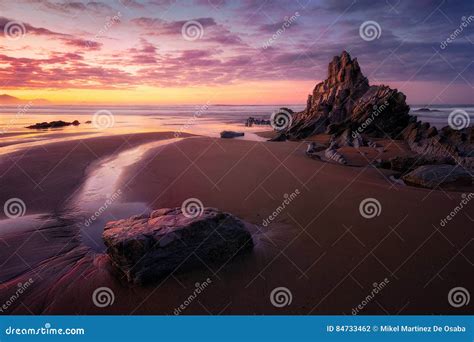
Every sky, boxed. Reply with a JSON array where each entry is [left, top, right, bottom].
[[0, 0, 473, 105]]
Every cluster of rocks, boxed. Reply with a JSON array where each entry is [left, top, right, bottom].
[[245, 117, 270, 127], [103, 208, 254, 284], [26, 120, 80, 129], [272, 51, 472, 189]]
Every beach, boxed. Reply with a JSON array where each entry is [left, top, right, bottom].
[[0, 126, 472, 314]]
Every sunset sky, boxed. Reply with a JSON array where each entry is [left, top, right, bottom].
[[0, 0, 473, 105]]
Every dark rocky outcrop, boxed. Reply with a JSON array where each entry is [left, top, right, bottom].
[[103, 207, 254, 284], [26, 120, 80, 129], [401, 119, 474, 169], [387, 155, 455, 174], [272, 51, 473, 173], [402, 165, 472, 189], [277, 51, 410, 141], [220, 131, 244, 139]]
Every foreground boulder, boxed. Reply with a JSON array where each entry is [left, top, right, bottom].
[[402, 165, 472, 189], [103, 208, 254, 284], [220, 131, 244, 139]]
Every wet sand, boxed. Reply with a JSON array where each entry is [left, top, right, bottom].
[[0, 133, 472, 315]]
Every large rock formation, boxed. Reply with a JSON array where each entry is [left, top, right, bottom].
[[278, 51, 410, 140], [276, 51, 473, 171], [103, 207, 253, 284]]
